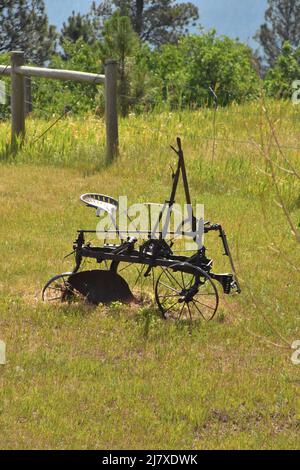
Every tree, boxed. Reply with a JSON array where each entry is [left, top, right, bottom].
[[60, 11, 95, 49], [59, 2, 113, 47], [264, 41, 300, 98], [92, 0, 199, 45], [100, 11, 140, 116], [255, 0, 300, 65], [0, 0, 57, 65]]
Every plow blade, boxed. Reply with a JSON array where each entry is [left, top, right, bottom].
[[68, 270, 135, 305]]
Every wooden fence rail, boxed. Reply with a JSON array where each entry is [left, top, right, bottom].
[[0, 51, 118, 162]]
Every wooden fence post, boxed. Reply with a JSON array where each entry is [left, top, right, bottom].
[[105, 60, 118, 162], [25, 76, 32, 116], [11, 51, 25, 146]]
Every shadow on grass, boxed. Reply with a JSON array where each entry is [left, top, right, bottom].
[[133, 306, 215, 339], [39, 296, 225, 340]]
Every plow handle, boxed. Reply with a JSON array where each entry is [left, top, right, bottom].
[[218, 226, 241, 294]]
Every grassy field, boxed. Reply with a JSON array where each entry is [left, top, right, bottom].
[[0, 101, 300, 449]]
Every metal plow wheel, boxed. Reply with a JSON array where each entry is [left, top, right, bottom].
[[42, 272, 79, 303], [155, 264, 219, 321]]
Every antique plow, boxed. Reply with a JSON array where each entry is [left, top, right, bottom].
[[43, 138, 241, 321]]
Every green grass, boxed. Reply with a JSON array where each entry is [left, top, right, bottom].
[[0, 101, 300, 449]]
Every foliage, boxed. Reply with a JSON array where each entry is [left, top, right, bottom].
[[3, 2, 297, 119], [255, 0, 300, 65], [30, 28, 261, 118], [58, 1, 112, 53], [87, 0, 199, 46], [149, 32, 260, 107], [60, 11, 96, 54], [33, 13, 160, 118], [99, 11, 140, 116], [264, 42, 300, 98], [0, 0, 57, 65], [0, 53, 11, 121], [114, 0, 199, 45], [2, 0, 296, 118], [32, 40, 103, 117]]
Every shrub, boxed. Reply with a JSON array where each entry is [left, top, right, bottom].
[[264, 42, 300, 100]]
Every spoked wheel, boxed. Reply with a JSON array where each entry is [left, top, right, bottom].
[[42, 272, 79, 303], [155, 263, 219, 321]]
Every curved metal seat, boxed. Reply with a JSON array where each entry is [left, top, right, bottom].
[[80, 194, 118, 216]]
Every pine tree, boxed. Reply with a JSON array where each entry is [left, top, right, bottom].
[[255, 0, 300, 65], [100, 11, 139, 116], [59, 1, 112, 48], [60, 11, 95, 47], [0, 0, 57, 65], [92, 0, 199, 45]]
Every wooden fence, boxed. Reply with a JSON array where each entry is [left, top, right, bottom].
[[0, 51, 118, 161]]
